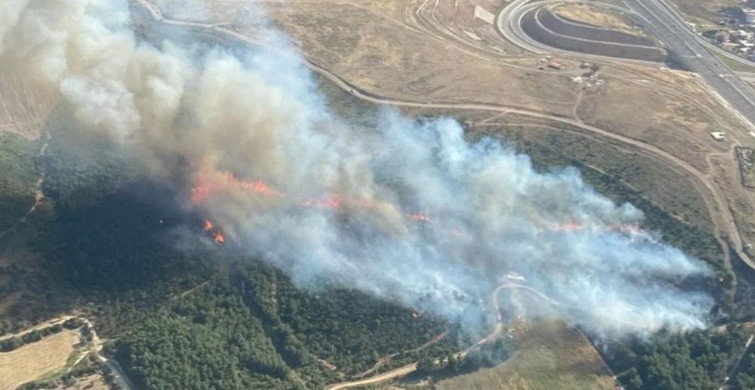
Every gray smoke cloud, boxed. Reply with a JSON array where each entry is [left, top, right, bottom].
[[1, 0, 714, 338]]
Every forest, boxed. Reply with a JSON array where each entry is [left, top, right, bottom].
[[1, 115, 755, 389]]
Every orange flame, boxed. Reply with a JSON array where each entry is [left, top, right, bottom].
[[204, 219, 214, 231], [552, 221, 585, 232], [408, 212, 431, 223], [191, 171, 282, 205], [191, 176, 212, 205], [214, 232, 225, 244], [301, 195, 343, 211]]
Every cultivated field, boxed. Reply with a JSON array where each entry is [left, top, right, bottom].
[[0, 329, 79, 390], [435, 321, 616, 390]]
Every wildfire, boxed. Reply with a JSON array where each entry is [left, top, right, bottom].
[[407, 212, 431, 223], [552, 221, 585, 231], [614, 224, 642, 235], [191, 168, 458, 243], [191, 171, 282, 205], [191, 178, 212, 204], [202, 219, 225, 244], [301, 195, 343, 211], [549, 220, 643, 236]]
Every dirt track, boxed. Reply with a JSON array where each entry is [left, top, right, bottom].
[[323, 283, 565, 389], [128, 1, 752, 386]]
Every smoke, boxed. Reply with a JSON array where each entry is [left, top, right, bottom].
[[1, 0, 714, 338]]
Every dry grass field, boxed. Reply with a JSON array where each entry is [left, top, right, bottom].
[[667, 0, 738, 29], [435, 321, 616, 390], [0, 330, 79, 390], [0, 74, 58, 140], [552, 2, 646, 36], [155, 0, 581, 117]]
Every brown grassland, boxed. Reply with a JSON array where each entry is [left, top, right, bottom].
[[0, 330, 78, 390], [434, 321, 616, 390], [551, 2, 645, 35]]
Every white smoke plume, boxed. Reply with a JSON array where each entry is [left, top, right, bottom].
[[1, 0, 714, 338]]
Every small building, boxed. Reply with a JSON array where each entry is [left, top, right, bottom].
[[473, 6, 495, 25], [711, 132, 727, 141]]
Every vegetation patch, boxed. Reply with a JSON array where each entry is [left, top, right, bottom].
[[434, 321, 614, 390], [0, 318, 81, 352], [608, 325, 750, 390], [0, 132, 40, 231], [737, 147, 755, 188]]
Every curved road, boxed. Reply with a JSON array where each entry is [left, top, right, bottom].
[[325, 283, 562, 390], [496, 0, 755, 273], [120, 2, 753, 387], [133, 0, 754, 275], [497, 0, 664, 67]]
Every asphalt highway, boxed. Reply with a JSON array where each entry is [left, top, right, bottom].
[[623, 0, 755, 126]]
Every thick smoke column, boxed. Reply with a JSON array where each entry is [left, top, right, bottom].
[[1, 0, 713, 337]]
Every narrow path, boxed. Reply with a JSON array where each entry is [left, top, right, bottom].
[[0, 315, 73, 342], [0, 131, 52, 239], [720, 334, 754, 390], [354, 330, 448, 379], [172, 280, 210, 300], [325, 283, 562, 389]]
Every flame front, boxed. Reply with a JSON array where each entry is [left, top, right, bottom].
[[191, 170, 642, 247]]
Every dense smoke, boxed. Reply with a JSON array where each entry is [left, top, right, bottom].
[[1, 0, 714, 338]]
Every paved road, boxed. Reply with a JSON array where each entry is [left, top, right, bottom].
[[499, 0, 755, 129], [133, 0, 755, 275], [623, 0, 755, 126], [497, 0, 664, 67], [497, 0, 755, 272], [652, 0, 755, 71], [136, 0, 755, 267], [621, 0, 755, 269]]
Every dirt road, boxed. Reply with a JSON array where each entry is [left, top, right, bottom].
[[324, 283, 560, 389], [131, 0, 753, 278], [0, 315, 73, 342]]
